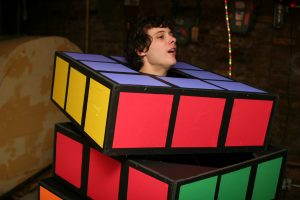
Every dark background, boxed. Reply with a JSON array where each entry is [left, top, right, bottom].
[[1, 0, 300, 197]]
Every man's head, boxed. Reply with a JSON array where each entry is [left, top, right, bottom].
[[125, 16, 177, 76]]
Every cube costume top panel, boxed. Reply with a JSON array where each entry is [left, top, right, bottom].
[[51, 51, 277, 155]]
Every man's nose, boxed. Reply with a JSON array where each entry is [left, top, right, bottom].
[[169, 35, 176, 44]]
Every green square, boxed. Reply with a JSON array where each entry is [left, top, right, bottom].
[[218, 167, 251, 200], [179, 176, 217, 200], [251, 157, 283, 200]]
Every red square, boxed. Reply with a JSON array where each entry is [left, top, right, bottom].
[[55, 132, 83, 188], [87, 148, 121, 200], [225, 99, 273, 146], [127, 167, 169, 200], [172, 96, 226, 147], [112, 92, 173, 148]]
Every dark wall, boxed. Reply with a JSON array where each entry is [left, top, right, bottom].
[[2, 0, 300, 156]]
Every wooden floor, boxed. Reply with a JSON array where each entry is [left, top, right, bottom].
[[279, 158, 300, 200], [279, 187, 300, 200]]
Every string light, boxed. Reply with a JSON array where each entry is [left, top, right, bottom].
[[224, 0, 232, 77]]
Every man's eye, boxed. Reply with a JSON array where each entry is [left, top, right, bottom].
[[157, 35, 164, 39]]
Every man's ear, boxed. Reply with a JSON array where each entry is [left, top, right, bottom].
[[136, 49, 146, 56]]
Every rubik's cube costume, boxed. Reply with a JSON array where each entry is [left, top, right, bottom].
[[39, 52, 286, 200]]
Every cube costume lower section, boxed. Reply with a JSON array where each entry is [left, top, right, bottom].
[[51, 122, 286, 200]]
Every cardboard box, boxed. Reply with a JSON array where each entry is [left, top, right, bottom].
[[53, 122, 287, 200], [51, 51, 277, 155]]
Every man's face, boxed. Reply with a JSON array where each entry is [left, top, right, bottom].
[[142, 27, 177, 71]]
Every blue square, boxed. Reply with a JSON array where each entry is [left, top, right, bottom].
[[65, 52, 115, 62], [159, 77, 224, 90], [207, 80, 266, 93], [101, 73, 171, 87], [81, 61, 137, 73], [172, 62, 203, 70], [178, 69, 232, 81]]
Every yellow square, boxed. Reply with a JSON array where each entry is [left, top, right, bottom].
[[84, 79, 110, 148], [52, 57, 69, 108], [66, 67, 86, 124]]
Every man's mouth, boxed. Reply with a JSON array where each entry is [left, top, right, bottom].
[[167, 48, 176, 54]]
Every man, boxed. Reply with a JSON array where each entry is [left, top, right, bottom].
[[125, 16, 177, 76]]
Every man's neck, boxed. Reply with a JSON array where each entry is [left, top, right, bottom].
[[139, 64, 168, 76]]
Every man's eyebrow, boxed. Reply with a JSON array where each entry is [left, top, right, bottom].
[[153, 30, 172, 35], [154, 30, 165, 35]]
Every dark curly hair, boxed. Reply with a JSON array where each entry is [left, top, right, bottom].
[[124, 16, 174, 71]]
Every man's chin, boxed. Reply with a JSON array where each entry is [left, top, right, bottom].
[[170, 60, 177, 67]]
